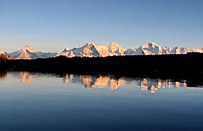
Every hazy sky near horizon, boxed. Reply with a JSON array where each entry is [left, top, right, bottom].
[[0, 0, 203, 53]]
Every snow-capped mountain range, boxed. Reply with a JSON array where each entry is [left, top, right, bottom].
[[57, 42, 203, 57], [5, 45, 57, 59], [1, 42, 203, 59]]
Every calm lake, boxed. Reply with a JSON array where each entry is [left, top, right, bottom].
[[0, 72, 203, 131]]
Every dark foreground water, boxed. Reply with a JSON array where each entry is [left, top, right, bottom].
[[0, 72, 203, 131]]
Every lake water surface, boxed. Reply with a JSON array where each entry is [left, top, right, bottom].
[[0, 72, 203, 131]]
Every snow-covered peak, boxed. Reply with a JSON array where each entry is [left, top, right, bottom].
[[137, 42, 166, 55], [109, 42, 119, 47], [7, 45, 56, 59], [149, 42, 159, 47], [65, 46, 70, 50], [26, 45, 31, 48], [23, 45, 36, 53], [108, 42, 126, 52], [142, 42, 161, 49], [84, 42, 96, 47], [63, 47, 70, 52], [108, 42, 121, 49]]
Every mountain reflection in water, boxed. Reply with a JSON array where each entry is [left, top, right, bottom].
[[2, 71, 200, 93], [63, 74, 189, 93]]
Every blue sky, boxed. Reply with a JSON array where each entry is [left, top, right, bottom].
[[0, 0, 202, 52]]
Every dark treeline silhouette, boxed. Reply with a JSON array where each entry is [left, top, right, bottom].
[[0, 54, 7, 63], [2, 53, 203, 87], [0, 54, 7, 70]]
